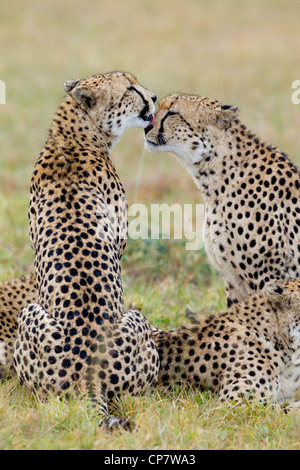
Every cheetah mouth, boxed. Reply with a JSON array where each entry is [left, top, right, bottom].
[[139, 104, 155, 127], [140, 113, 155, 127]]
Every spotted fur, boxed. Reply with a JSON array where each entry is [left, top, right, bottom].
[[153, 280, 300, 405], [145, 94, 300, 307], [0, 273, 37, 377], [5, 72, 159, 429]]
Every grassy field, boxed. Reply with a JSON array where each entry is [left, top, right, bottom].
[[1, 0, 300, 450]]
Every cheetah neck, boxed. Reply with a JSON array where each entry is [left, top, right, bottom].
[[186, 120, 267, 201]]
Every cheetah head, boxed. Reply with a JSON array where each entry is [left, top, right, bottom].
[[145, 93, 239, 165], [266, 280, 300, 354], [64, 72, 156, 144]]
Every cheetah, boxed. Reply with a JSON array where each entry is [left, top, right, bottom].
[[0, 273, 37, 377], [153, 279, 300, 405], [8, 72, 160, 429], [145, 94, 300, 307]]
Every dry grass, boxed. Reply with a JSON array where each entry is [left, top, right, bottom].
[[1, 0, 300, 449]]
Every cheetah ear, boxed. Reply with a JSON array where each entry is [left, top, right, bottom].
[[215, 104, 239, 129], [69, 85, 97, 111]]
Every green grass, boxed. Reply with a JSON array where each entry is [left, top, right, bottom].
[[1, 0, 300, 450]]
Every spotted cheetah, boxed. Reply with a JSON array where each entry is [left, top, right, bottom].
[[153, 279, 300, 405], [8, 72, 160, 430], [145, 94, 300, 307], [0, 273, 37, 377]]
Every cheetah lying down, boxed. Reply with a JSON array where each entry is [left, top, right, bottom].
[[153, 280, 300, 405]]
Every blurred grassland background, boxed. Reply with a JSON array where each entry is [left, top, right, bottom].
[[1, 0, 300, 450]]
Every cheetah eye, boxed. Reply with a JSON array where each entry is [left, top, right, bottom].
[[165, 111, 178, 119]]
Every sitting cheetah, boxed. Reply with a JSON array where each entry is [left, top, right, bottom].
[[145, 95, 300, 306], [9, 72, 160, 429], [153, 280, 300, 405]]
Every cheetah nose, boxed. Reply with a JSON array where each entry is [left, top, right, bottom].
[[151, 95, 157, 103]]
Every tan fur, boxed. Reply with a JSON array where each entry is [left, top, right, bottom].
[[145, 94, 300, 307], [153, 280, 300, 405]]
